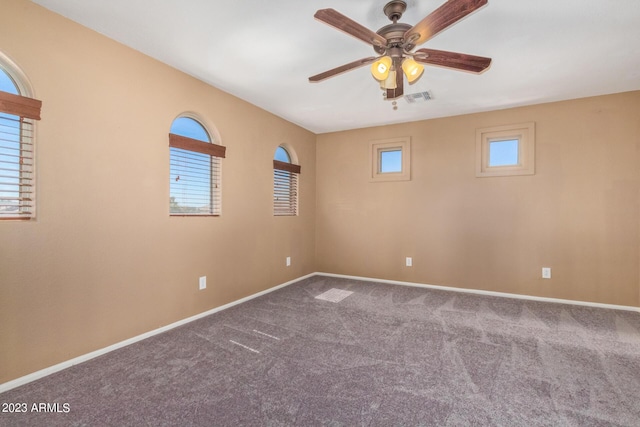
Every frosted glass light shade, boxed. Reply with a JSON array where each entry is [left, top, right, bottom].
[[371, 56, 392, 81], [402, 58, 424, 83], [379, 70, 397, 89]]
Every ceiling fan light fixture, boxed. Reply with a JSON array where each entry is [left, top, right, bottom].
[[380, 69, 397, 90], [402, 57, 424, 83], [309, 1, 492, 101], [371, 56, 392, 80]]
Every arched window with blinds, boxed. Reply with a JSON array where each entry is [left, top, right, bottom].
[[273, 146, 300, 216], [169, 116, 225, 216], [0, 58, 42, 220]]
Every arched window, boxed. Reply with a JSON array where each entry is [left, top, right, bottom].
[[169, 115, 225, 216], [274, 146, 290, 163], [273, 145, 300, 216], [0, 56, 42, 220], [0, 68, 19, 94]]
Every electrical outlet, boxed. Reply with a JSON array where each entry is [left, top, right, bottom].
[[199, 276, 206, 290], [406, 257, 412, 267], [286, 256, 291, 267], [542, 268, 551, 279]]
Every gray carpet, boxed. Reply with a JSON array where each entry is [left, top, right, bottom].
[[2, 275, 640, 426]]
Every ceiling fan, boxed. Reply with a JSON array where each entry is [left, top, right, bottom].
[[309, 0, 492, 102]]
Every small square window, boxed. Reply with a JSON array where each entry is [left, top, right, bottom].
[[379, 149, 402, 173], [370, 137, 411, 182], [488, 139, 519, 167], [476, 123, 535, 177]]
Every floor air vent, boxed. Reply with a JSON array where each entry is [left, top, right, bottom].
[[404, 91, 433, 103]]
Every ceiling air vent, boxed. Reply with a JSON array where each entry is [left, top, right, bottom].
[[404, 91, 433, 104]]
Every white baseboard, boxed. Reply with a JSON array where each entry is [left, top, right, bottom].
[[2, 271, 638, 393], [316, 272, 640, 313], [0, 273, 315, 394]]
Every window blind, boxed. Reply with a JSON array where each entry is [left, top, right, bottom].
[[169, 133, 225, 216], [0, 91, 41, 220], [273, 160, 300, 216]]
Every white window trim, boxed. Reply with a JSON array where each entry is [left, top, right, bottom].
[[476, 122, 535, 177], [369, 137, 411, 182], [0, 51, 35, 98]]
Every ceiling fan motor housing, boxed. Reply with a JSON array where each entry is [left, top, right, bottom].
[[375, 1, 414, 55], [374, 23, 414, 55]]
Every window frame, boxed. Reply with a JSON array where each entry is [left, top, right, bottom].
[[476, 122, 535, 177], [369, 137, 411, 182], [168, 115, 225, 217]]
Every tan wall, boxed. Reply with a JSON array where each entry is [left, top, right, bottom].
[[316, 91, 640, 307], [2, 0, 639, 387], [0, 0, 316, 383]]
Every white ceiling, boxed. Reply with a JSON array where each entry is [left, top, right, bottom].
[[32, 0, 640, 134]]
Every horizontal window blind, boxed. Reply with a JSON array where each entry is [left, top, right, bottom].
[[0, 90, 41, 121], [273, 160, 300, 216], [169, 133, 225, 158], [0, 91, 41, 220], [169, 133, 224, 216], [273, 160, 300, 174]]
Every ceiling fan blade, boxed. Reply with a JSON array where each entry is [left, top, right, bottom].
[[414, 48, 491, 73], [314, 9, 387, 48], [309, 57, 377, 82], [386, 58, 404, 100], [405, 0, 488, 47]]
